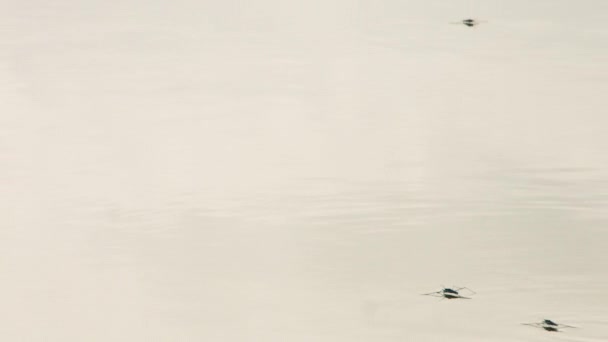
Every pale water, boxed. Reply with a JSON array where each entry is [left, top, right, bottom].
[[1, 1, 608, 341]]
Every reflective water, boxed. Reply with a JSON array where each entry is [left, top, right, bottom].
[[2, 1, 608, 341]]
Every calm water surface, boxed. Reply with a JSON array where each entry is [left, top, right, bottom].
[[2, 1, 608, 341]]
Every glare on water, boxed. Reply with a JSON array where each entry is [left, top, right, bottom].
[[1, 1, 608, 341]]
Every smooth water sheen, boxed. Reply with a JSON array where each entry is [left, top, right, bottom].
[[2, 1, 608, 341]]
